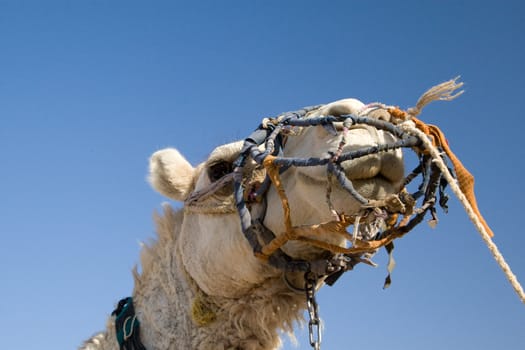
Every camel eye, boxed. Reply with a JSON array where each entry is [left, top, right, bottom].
[[208, 161, 233, 182]]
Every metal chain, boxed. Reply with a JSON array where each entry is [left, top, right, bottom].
[[304, 272, 322, 350]]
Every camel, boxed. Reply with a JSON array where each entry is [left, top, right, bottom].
[[82, 79, 514, 349]]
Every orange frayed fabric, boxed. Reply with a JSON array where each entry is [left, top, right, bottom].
[[410, 116, 494, 238]]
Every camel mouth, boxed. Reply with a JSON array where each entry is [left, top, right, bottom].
[[296, 151, 405, 195], [298, 166, 397, 186], [291, 123, 405, 194], [341, 153, 404, 185], [297, 168, 401, 207]]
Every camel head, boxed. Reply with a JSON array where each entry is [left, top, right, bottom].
[[81, 78, 514, 350], [148, 97, 417, 300]]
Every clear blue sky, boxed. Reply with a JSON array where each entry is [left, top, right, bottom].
[[1, 1, 524, 349]]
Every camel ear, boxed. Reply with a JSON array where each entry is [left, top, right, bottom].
[[149, 148, 195, 201]]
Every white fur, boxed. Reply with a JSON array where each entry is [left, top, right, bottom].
[[149, 148, 196, 201]]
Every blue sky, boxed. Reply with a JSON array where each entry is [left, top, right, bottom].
[[1, 1, 524, 349]]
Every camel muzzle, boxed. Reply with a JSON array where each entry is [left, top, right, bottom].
[[233, 106, 423, 281], [230, 79, 494, 293]]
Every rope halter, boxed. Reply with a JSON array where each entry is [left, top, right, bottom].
[[231, 77, 496, 286], [181, 77, 525, 304]]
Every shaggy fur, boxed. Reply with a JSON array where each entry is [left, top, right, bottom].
[[81, 205, 304, 350]]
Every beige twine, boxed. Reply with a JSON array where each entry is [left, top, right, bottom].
[[407, 76, 465, 117], [399, 77, 525, 303], [401, 122, 525, 303]]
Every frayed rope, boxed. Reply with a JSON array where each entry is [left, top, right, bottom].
[[400, 122, 525, 303], [395, 77, 525, 303]]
